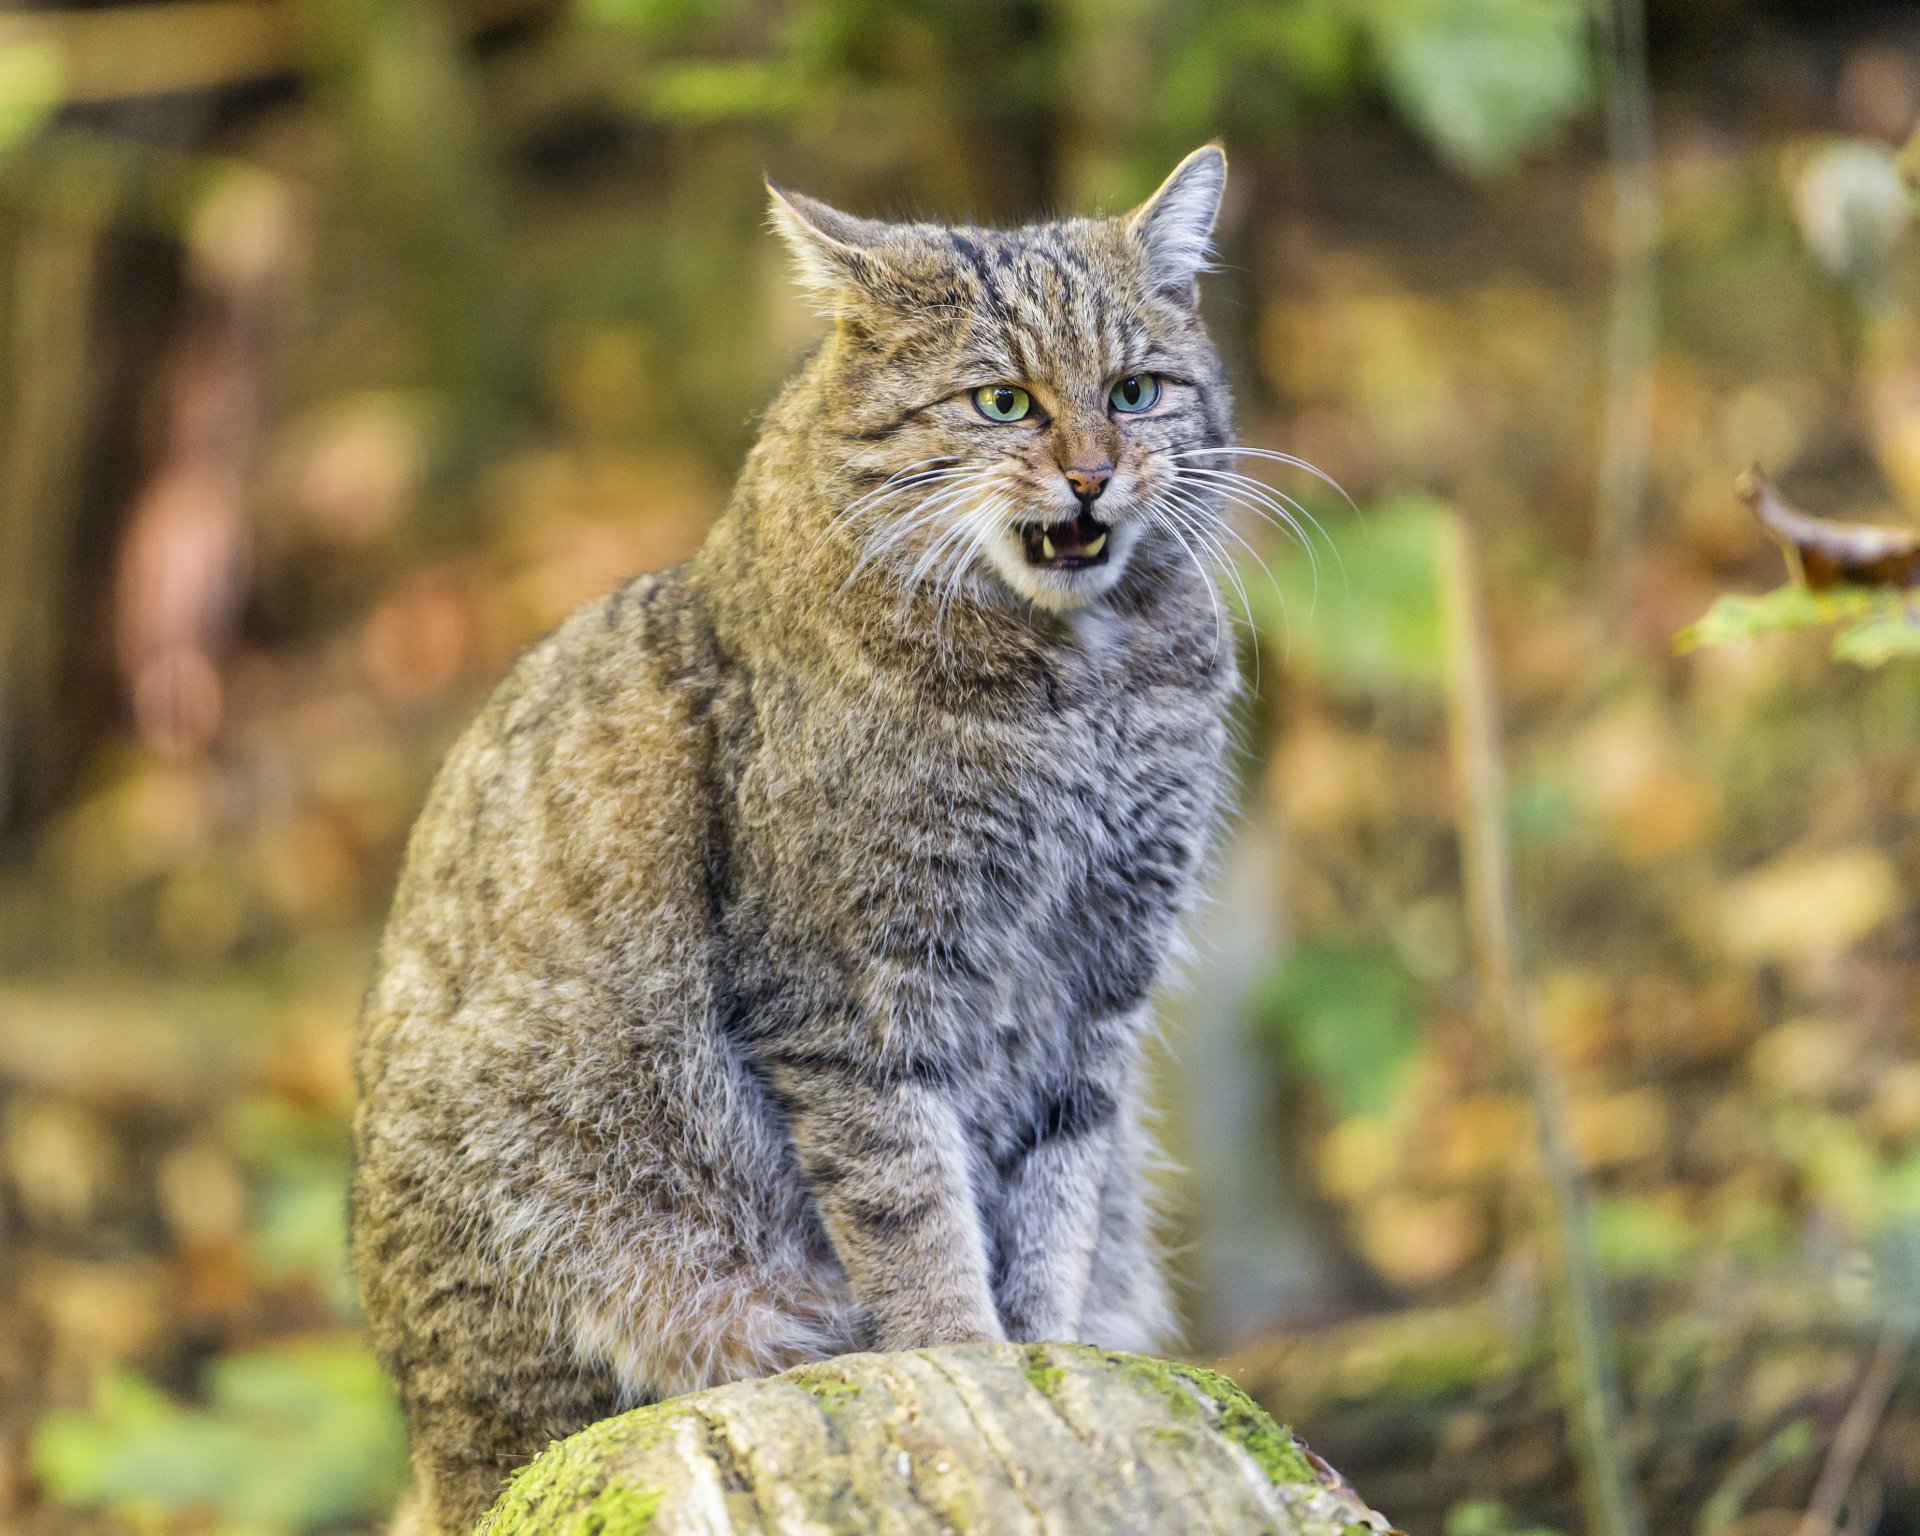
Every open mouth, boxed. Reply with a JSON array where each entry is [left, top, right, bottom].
[[1019, 511, 1110, 570]]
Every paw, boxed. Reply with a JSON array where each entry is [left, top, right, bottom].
[[876, 1307, 1005, 1353]]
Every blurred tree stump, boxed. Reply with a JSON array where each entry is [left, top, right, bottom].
[[478, 1342, 1400, 1536]]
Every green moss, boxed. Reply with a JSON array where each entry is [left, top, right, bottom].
[[1096, 1350, 1206, 1419], [561, 1481, 661, 1536], [794, 1374, 864, 1413], [478, 1406, 674, 1536], [1022, 1344, 1068, 1398], [791, 1373, 863, 1415], [1078, 1351, 1318, 1488], [1165, 1363, 1317, 1487]]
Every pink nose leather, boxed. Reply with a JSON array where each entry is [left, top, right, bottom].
[[1063, 466, 1112, 503]]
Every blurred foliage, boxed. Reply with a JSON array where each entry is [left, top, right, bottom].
[[232, 1099, 359, 1318], [1251, 494, 1447, 695], [583, 0, 1594, 178], [1358, 0, 1590, 179], [1693, 1419, 1816, 1536], [1255, 939, 1424, 1118], [3, 2, 1920, 1534], [1443, 1500, 1565, 1536], [32, 1342, 406, 1535], [0, 42, 62, 162], [1677, 584, 1920, 666]]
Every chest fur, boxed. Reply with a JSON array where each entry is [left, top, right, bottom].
[[712, 634, 1229, 1041]]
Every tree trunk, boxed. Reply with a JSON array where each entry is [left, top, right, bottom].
[[477, 1342, 1400, 1535]]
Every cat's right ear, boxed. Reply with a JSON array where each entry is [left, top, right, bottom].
[[766, 181, 895, 314]]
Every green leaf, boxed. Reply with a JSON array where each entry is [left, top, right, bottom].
[[577, 0, 743, 38], [1444, 1498, 1566, 1536], [0, 41, 63, 161], [1591, 1194, 1697, 1278], [627, 59, 800, 122], [1357, 0, 1593, 178], [1676, 584, 1920, 667], [1676, 584, 1867, 649], [1248, 493, 1446, 695], [32, 1339, 406, 1534], [1831, 602, 1920, 666], [1255, 940, 1424, 1117]]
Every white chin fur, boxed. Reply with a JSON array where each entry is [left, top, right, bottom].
[[981, 520, 1137, 612]]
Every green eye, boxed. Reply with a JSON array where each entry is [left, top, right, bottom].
[[1109, 373, 1161, 413], [973, 384, 1033, 423]]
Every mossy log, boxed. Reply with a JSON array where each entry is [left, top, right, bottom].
[[478, 1342, 1401, 1535]]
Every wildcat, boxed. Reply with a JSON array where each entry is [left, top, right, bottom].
[[351, 145, 1240, 1534]]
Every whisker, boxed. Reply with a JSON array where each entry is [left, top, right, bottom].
[[932, 496, 1006, 655], [898, 489, 990, 602], [838, 455, 969, 518], [1177, 515, 1266, 688], [873, 483, 986, 553], [1170, 443, 1354, 577], [1169, 444, 1359, 516], [1172, 466, 1342, 594], [1140, 504, 1226, 665], [1145, 483, 1282, 678], [1157, 485, 1279, 621], [858, 475, 996, 579], [839, 469, 975, 525], [812, 466, 972, 575], [864, 470, 998, 560]]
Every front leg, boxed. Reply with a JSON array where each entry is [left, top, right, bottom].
[[993, 1056, 1132, 1343], [769, 1047, 1002, 1352]]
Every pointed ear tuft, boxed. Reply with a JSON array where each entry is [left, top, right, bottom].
[[1125, 144, 1227, 303], [766, 180, 893, 314]]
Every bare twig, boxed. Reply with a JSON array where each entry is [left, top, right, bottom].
[[1591, 0, 1660, 612], [1697, 1418, 1815, 1536], [1436, 511, 1646, 1536], [1794, 1320, 1912, 1536]]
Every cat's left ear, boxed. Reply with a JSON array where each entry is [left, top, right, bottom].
[[766, 181, 898, 314], [1124, 144, 1227, 305]]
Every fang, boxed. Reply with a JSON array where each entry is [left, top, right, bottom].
[[1041, 533, 1057, 559]]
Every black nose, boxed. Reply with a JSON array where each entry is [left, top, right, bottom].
[[1063, 465, 1112, 504]]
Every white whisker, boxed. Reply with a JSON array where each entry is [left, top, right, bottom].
[[1170, 444, 1358, 515], [1171, 466, 1342, 594], [838, 456, 968, 519], [854, 475, 998, 590], [1156, 485, 1277, 621], [1139, 504, 1226, 664]]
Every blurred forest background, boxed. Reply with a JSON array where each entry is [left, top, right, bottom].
[[3, 0, 1920, 1533]]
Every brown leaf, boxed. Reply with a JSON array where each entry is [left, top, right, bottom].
[[1741, 469, 1920, 590]]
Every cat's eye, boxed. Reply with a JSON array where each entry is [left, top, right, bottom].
[[1109, 374, 1161, 414], [973, 384, 1033, 423]]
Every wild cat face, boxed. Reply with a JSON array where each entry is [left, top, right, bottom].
[[771, 148, 1234, 614]]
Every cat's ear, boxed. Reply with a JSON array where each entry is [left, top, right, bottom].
[[1124, 144, 1227, 304], [766, 181, 897, 313]]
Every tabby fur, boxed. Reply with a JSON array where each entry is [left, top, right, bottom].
[[351, 145, 1240, 1534]]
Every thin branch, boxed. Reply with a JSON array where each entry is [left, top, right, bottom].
[[1591, 0, 1660, 612], [1435, 511, 1646, 1536], [1794, 1320, 1912, 1536]]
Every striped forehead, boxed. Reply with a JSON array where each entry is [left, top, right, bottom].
[[932, 225, 1149, 395]]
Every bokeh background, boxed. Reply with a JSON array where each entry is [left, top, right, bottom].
[[3, 1, 1920, 1532]]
